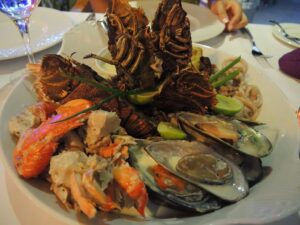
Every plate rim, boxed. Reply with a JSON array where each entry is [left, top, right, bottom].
[[129, 0, 225, 42], [272, 23, 300, 48], [1, 43, 300, 225], [0, 7, 74, 61]]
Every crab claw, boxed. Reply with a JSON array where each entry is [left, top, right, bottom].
[[113, 164, 148, 216], [70, 172, 97, 218], [13, 99, 93, 178], [82, 170, 119, 212]]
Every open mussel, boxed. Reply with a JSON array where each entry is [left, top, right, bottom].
[[177, 112, 272, 158], [129, 143, 222, 213], [144, 140, 249, 202], [129, 139, 248, 211]]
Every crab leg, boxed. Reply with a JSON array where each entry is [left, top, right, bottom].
[[70, 172, 97, 218], [82, 170, 119, 212]]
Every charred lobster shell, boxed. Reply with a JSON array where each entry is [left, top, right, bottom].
[[154, 68, 216, 113], [106, 0, 156, 91], [28, 54, 156, 138], [152, 0, 192, 74]]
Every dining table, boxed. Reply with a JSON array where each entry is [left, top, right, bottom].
[[0, 9, 300, 225]]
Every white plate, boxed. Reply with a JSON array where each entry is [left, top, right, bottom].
[[1, 26, 300, 224], [58, 21, 108, 78], [0, 7, 73, 61], [272, 23, 300, 48], [129, 0, 225, 42]]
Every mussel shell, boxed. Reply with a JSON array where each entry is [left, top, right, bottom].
[[145, 140, 249, 202], [207, 142, 263, 185], [240, 155, 263, 186], [210, 142, 244, 166], [129, 144, 222, 213], [236, 118, 266, 126], [177, 112, 272, 158], [176, 152, 233, 185]]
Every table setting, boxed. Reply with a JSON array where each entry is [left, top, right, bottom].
[[1, 1, 300, 224]]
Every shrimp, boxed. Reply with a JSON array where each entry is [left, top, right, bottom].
[[113, 163, 148, 216], [13, 99, 93, 178]]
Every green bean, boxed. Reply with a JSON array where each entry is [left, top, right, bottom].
[[51, 95, 117, 124], [212, 70, 240, 88], [55, 70, 157, 123], [209, 56, 241, 82]]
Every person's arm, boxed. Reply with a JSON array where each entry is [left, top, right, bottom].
[[208, 0, 248, 31]]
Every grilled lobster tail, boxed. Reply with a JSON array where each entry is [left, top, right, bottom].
[[154, 68, 216, 113], [28, 0, 216, 138], [151, 0, 216, 112], [152, 0, 192, 73], [106, 0, 156, 91], [28, 54, 156, 138]]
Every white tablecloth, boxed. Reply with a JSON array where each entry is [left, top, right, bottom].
[[0, 11, 300, 225]]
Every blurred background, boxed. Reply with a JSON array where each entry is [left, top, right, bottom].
[[251, 0, 300, 24], [39, 0, 300, 24]]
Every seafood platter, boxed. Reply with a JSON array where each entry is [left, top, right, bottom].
[[1, 0, 300, 224]]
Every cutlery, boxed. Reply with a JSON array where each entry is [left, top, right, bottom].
[[241, 27, 272, 59], [97, 18, 109, 33], [85, 12, 96, 21], [269, 20, 300, 45]]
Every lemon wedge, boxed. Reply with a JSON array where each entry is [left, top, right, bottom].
[[191, 46, 203, 70], [128, 90, 159, 105], [157, 122, 187, 140], [128, 80, 167, 105], [214, 94, 243, 116]]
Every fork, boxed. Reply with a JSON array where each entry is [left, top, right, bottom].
[[85, 12, 96, 21], [269, 20, 300, 45], [241, 27, 272, 58], [97, 18, 109, 33]]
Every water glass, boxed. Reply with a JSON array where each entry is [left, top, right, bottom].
[[0, 0, 41, 63]]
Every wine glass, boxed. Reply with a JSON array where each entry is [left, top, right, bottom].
[[0, 0, 41, 63]]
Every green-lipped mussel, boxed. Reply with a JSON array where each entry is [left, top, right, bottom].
[[177, 112, 272, 158], [129, 143, 222, 213], [128, 139, 249, 214]]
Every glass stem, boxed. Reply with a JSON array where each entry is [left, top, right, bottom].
[[13, 18, 35, 63]]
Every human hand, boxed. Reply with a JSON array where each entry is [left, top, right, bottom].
[[210, 0, 248, 31]]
